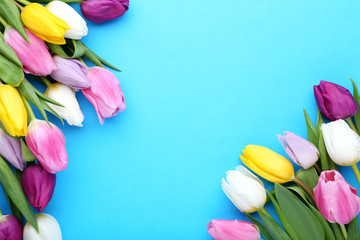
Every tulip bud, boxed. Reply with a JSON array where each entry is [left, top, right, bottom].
[[45, 83, 84, 127], [240, 145, 295, 183], [22, 165, 56, 212], [4, 26, 56, 76], [50, 55, 90, 89], [222, 166, 266, 213], [25, 119, 68, 174], [277, 131, 319, 169], [0, 214, 23, 240], [82, 67, 126, 124], [23, 213, 62, 240], [0, 128, 25, 170], [0, 85, 27, 137], [46, 1, 88, 40], [314, 80, 358, 121], [321, 119, 360, 166], [314, 170, 360, 224], [207, 219, 261, 240], [80, 0, 129, 23], [21, 3, 70, 45]]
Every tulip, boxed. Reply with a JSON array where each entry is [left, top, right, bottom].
[[314, 80, 358, 121], [25, 119, 68, 174], [50, 55, 90, 89], [321, 120, 360, 166], [0, 85, 27, 137], [207, 219, 260, 240], [4, 26, 56, 76], [45, 83, 84, 127], [0, 128, 25, 170], [0, 214, 23, 240], [277, 131, 319, 169], [82, 67, 126, 124], [222, 166, 266, 213], [240, 145, 295, 183], [23, 213, 62, 240], [314, 170, 360, 224], [21, 3, 70, 44], [80, 0, 129, 23], [22, 165, 56, 212], [46, 1, 88, 40]]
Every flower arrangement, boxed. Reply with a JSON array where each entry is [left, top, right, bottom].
[[208, 79, 360, 240], [0, 0, 129, 239]]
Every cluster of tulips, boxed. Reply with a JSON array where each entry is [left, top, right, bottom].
[[208, 80, 360, 240], [0, 0, 129, 239]]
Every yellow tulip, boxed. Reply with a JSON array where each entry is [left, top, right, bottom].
[[240, 145, 295, 183], [0, 85, 27, 137], [21, 3, 70, 45]]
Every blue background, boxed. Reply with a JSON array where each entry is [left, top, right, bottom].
[[2, 0, 360, 239]]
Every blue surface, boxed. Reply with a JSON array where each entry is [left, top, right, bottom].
[[2, 0, 360, 239]]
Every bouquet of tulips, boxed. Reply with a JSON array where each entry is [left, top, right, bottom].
[[0, 0, 129, 239], [208, 79, 360, 240]]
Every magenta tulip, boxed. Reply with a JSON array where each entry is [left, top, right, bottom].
[[50, 55, 91, 89], [82, 67, 126, 124], [314, 81, 358, 121], [0, 128, 25, 170], [314, 170, 360, 224], [0, 215, 22, 240], [80, 0, 129, 23], [22, 165, 56, 212], [4, 26, 56, 76], [207, 219, 260, 240], [25, 119, 68, 174]]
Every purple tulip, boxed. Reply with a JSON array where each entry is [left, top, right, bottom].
[[82, 67, 126, 124], [22, 165, 56, 212], [277, 131, 319, 169], [207, 219, 260, 240], [80, 0, 129, 23], [314, 80, 358, 121], [0, 215, 22, 240], [0, 128, 25, 171], [50, 55, 91, 89], [4, 26, 56, 76], [314, 170, 360, 224]]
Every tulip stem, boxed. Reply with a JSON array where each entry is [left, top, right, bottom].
[[314, 163, 321, 174], [15, 0, 30, 6], [13, 1, 24, 10], [346, 118, 360, 135], [340, 224, 348, 240], [20, 95, 35, 121], [39, 76, 52, 87], [351, 163, 360, 186], [78, 58, 88, 68], [0, 16, 8, 28], [293, 177, 314, 199]]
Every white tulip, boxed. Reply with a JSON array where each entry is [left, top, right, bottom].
[[46, 1, 88, 39], [321, 119, 360, 166], [222, 166, 266, 213], [46, 83, 84, 127], [23, 213, 62, 240]]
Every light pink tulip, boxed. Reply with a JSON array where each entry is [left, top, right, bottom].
[[314, 170, 360, 224], [4, 26, 56, 76], [0, 128, 25, 170], [207, 219, 260, 240], [25, 120, 68, 174], [82, 67, 126, 124]]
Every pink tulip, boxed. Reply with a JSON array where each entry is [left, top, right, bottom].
[[22, 165, 56, 212], [4, 26, 56, 76], [207, 219, 260, 240], [25, 120, 68, 174], [82, 67, 126, 124], [0, 215, 22, 240], [314, 170, 360, 224]]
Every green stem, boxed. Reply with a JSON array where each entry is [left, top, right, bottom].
[[293, 177, 314, 199], [0, 16, 8, 27], [314, 163, 321, 174], [15, 0, 31, 6], [78, 57, 88, 68], [340, 224, 348, 240], [39, 76, 52, 87], [20, 95, 35, 121], [351, 163, 360, 186], [346, 118, 359, 135]]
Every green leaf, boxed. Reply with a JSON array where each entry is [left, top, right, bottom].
[[0, 55, 24, 86], [21, 139, 36, 162], [275, 184, 325, 240], [351, 78, 360, 133], [315, 107, 324, 132], [0, 33, 22, 67], [308, 204, 336, 240], [0, 156, 38, 230], [295, 167, 318, 189], [245, 213, 274, 240], [287, 185, 311, 204], [318, 130, 337, 171], [304, 109, 319, 146], [2, 183, 22, 222], [82, 42, 121, 71], [330, 223, 345, 240], [348, 216, 360, 240], [257, 208, 291, 240], [47, 39, 86, 59]]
